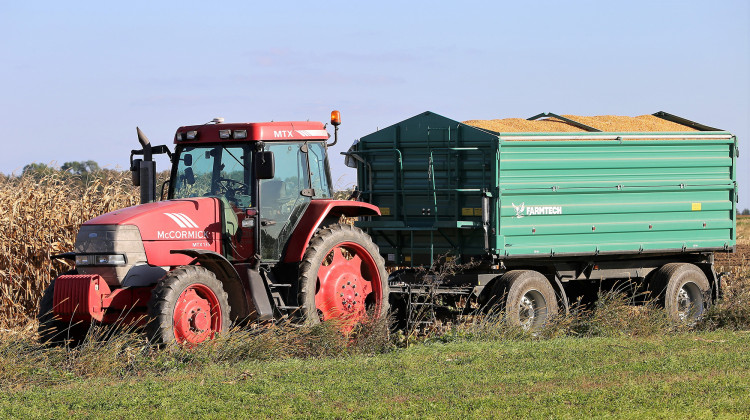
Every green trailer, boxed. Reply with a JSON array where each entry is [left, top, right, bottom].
[[347, 111, 737, 329]]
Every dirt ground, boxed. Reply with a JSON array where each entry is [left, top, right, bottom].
[[714, 215, 749, 272]]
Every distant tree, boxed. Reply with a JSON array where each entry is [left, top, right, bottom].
[[21, 162, 57, 178], [62, 160, 100, 175], [61, 160, 101, 184], [742, 208, 750, 216]]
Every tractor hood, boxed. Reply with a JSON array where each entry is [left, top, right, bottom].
[[85, 198, 220, 241], [76, 198, 222, 283]]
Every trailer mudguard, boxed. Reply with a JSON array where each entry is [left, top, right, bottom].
[[282, 200, 381, 263]]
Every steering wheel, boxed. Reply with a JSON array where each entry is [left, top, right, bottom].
[[217, 177, 248, 192], [216, 177, 249, 202]]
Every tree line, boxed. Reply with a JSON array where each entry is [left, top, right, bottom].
[[19, 161, 109, 184]]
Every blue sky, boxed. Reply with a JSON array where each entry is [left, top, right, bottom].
[[1, 1, 748, 208]]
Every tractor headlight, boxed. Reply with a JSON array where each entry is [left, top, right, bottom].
[[76, 254, 126, 266]]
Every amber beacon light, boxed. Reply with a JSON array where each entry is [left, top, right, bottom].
[[331, 110, 341, 126]]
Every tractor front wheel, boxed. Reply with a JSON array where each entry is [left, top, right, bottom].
[[146, 266, 230, 345], [298, 223, 389, 329]]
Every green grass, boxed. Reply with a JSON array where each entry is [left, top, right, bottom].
[[2, 331, 749, 419]]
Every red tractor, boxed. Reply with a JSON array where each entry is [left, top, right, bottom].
[[39, 111, 389, 345]]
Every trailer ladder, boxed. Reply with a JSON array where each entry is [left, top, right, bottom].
[[405, 283, 437, 330]]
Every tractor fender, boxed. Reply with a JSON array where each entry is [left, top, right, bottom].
[[282, 200, 381, 263], [170, 249, 251, 321]]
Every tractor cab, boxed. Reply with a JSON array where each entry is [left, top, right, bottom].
[[164, 119, 335, 262]]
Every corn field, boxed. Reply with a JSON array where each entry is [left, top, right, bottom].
[[0, 171, 747, 332], [0, 172, 139, 328]]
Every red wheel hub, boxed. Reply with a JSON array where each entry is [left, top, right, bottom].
[[173, 284, 222, 344], [315, 242, 382, 329]]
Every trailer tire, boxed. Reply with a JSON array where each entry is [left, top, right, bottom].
[[492, 270, 558, 331], [37, 271, 90, 347], [298, 223, 389, 329], [651, 263, 710, 324], [146, 266, 230, 345]]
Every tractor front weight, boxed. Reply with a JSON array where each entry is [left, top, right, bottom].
[[52, 275, 152, 325]]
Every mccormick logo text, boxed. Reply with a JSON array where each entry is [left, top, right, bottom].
[[156, 213, 213, 241], [512, 203, 563, 218], [156, 230, 213, 240]]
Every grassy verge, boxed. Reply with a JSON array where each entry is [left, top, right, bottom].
[[1, 331, 748, 418], [1, 261, 748, 418]]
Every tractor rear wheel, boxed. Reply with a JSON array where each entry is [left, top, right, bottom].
[[298, 223, 389, 329], [37, 271, 90, 347], [146, 266, 230, 345]]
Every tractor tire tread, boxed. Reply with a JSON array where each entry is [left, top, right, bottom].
[[146, 265, 231, 345], [297, 223, 389, 324]]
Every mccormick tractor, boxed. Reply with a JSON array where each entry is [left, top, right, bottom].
[[39, 111, 389, 345]]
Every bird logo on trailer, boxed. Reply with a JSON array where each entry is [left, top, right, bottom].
[[512, 202, 525, 218]]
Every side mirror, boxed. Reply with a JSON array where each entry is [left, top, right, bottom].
[[184, 167, 195, 185], [183, 153, 192, 166], [255, 151, 275, 180], [131, 159, 142, 186]]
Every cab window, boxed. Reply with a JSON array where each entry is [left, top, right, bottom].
[[307, 142, 332, 198], [172, 145, 252, 208]]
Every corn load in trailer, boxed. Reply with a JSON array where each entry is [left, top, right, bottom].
[[346, 111, 737, 329]]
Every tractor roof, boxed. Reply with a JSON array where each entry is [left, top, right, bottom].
[[174, 121, 329, 144]]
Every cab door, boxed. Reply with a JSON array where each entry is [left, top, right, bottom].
[[259, 142, 311, 261]]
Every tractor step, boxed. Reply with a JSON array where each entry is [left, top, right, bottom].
[[269, 283, 292, 289], [277, 305, 301, 311]]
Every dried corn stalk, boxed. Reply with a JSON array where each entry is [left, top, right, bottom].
[[0, 172, 139, 328]]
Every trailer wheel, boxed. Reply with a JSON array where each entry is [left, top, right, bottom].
[[37, 271, 90, 347], [146, 266, 230, 345], [651, 263, 710, 323], [298, 223, 389, 329], [492, 270, 558, 331]]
